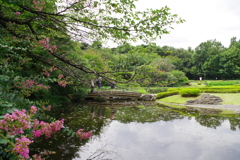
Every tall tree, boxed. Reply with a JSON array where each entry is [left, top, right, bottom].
[[0, 0, 184, 84], [193, 39, 225, 78]]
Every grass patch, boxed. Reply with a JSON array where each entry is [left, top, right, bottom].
[[159, 93, 240, 105], [158, 95, 201, 104], [210, 93, 240, 105], [220, 110, 236, 115]]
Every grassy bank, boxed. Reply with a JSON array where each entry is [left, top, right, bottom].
[[158, 93, 240, 105]]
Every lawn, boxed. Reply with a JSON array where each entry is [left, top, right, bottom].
[[158, 93, 240, 105]]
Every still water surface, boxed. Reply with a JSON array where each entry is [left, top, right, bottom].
[[38, 102, 240, 160]]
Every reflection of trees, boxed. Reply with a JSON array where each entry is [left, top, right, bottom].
[[228, 117, 240, 131], [30, 103, 112, 159], [195, 115, 225, 129], [194, 112, 240, 131], [115, 106, 184, 123], [30, 132, 86, 159], [31, 102, 240, 159]]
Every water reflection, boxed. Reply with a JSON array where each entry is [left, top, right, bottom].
[[31, 102, 240, 160]]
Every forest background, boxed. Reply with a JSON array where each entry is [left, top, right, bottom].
[[1, 0, 240, 159]]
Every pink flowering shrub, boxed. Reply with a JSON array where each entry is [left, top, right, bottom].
[[32, 119, 64, 138], [12, 136, 33, 159], [76, 129, 92, 140], [38, 38, 58, 53], [0, 109, 31, 136], [42, 66, 57, 77], [14, 79, 51, 96], [0, 106, 92, 159], [15, 12, 21, 15], [32, 0, 46, 11]]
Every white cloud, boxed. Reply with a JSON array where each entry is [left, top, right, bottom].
[[133, 0, 240, 49]]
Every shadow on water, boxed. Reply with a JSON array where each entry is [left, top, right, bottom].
[[30, 101, 240, 160]]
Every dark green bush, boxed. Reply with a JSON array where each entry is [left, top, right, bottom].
[[179, 89, 200, 97]]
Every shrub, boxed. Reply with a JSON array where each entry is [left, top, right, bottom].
[[146, 87, 168, 93], [156, 91, 179, 99], [206, 81, 240, 87], [138, 88, 147, 94], [168, 88, 182, 92], [179, 89, 200, 97]]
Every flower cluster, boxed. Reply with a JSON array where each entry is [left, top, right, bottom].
[[57, 74, 67, 87], [21, 80, 38, 88], [57, 74, 73, 87], [41, 105, 51, 111], [15, 12, 21, 15], [76, 129, 92, 140], [32, 0, 45, 11], [12, 136, 33, 159], [42, 66, 57, 77], [30, 106, 38, 114], [32, 119, 64, 138], [0, 109, 31, 136], [0, 105, 92, 159], [38, 38, 57, 53], [14, 79, 50, 96], [58, 80, 67, 87]]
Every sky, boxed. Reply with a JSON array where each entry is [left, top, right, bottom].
[[129, 0, 240, 49]]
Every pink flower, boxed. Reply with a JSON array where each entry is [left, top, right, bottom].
[[76, 129, 92, 140], [44, 71, 50, 77], [33, 154, 44, 160], [12, 136, 33, 159], [1, 109, 31, 135], [52, 45, 57, 51], [30, 106, 38, 114], [32, 119, 64, 138], [58, 80, 66, 87], [15, 12, 21, 15], [58, 74, 64, 79]]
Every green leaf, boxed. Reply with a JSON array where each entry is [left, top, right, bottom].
[[0, 139, 8, 144], [9, 155, 17, 160]]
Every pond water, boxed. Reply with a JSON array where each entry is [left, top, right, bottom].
[[34, 102, 240, 160]]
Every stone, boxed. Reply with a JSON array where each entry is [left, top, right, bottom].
[[139, 94, 156, 101], [185, 94, 223, 105]]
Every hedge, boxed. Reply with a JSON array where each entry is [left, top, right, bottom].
[[179, 89, 200, 97], [156, 91, 179, 99]]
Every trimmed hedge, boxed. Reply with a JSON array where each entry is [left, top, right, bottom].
[[146, 87, 168, 93], [179, 89, 200, 97], [156, 86, 240, 99], [156, 91, 179, 99], [168, 86, 240, 93]]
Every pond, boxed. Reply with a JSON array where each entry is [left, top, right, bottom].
[[33, 101, 240, 160]]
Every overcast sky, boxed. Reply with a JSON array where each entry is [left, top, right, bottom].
[[132, 0, 240, 49]]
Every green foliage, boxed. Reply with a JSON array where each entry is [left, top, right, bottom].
[[206, 81, 240, 87], [146, 87, 168, 93], [137, 88, 147, 94], [179, 89, 200, 97], [156, 91, 179, 99]]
